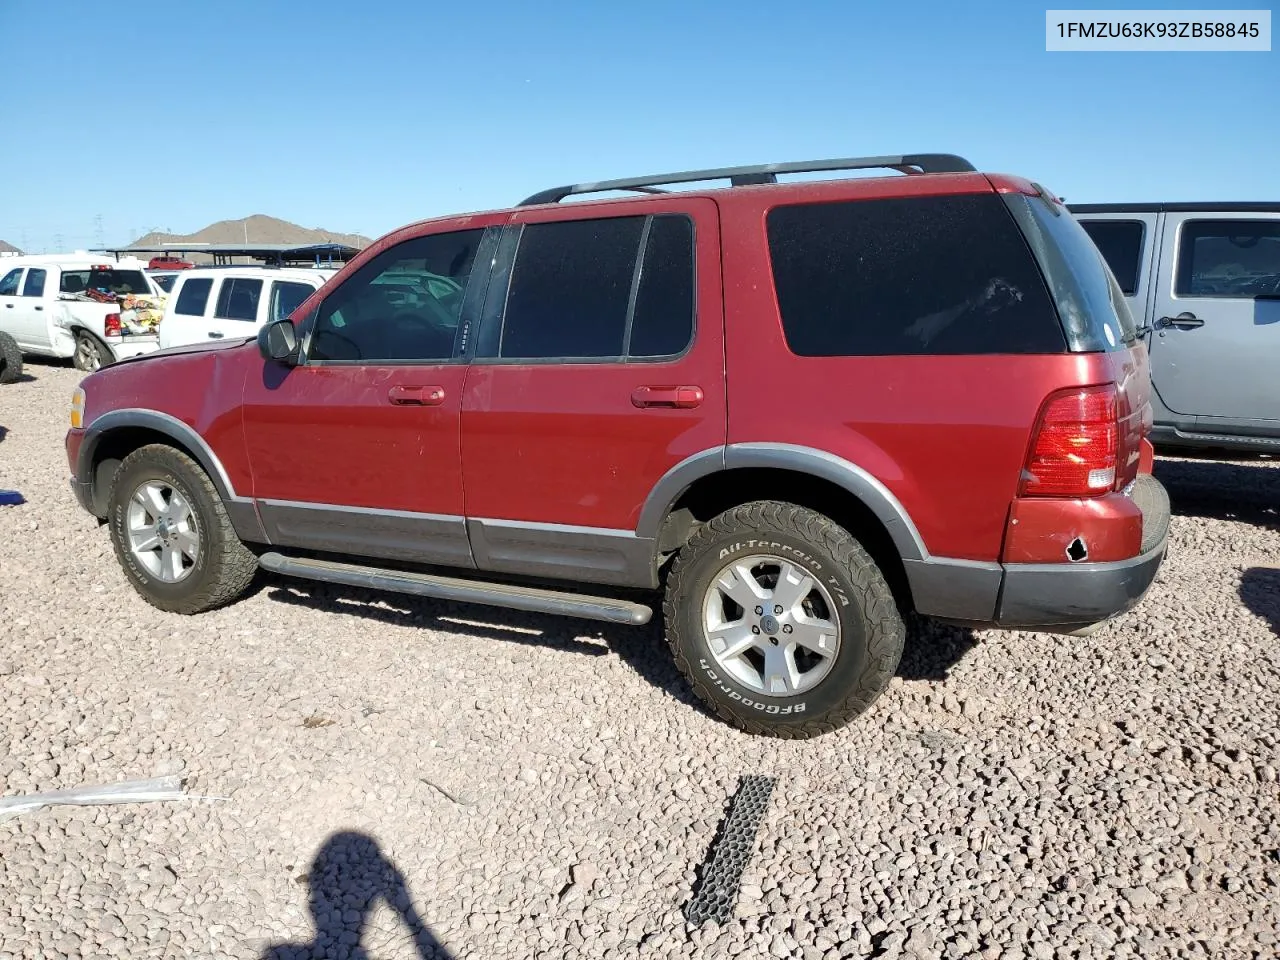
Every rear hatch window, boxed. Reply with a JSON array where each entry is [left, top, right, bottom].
[[766, 193, 1069, 356], [1002, 192, 1140, 351]]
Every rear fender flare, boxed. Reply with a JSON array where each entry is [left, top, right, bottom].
[[636, 442, 927, 561]]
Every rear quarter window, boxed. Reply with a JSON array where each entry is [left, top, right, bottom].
[[174, 277, 213, 316], [1078, 220, 1145, 296], [1004, 195, 1139, 350], [766, 194, 1067, 356]]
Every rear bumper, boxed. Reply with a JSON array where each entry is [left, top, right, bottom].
[[105, 335, 160, 362], [995, 539, 1166, 628], [907, 475, 1170, 630]]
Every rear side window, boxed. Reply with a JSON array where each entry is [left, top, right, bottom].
[[1005, 194, 1138, 350], [174, 277, 213, 316], [21, 268, 46, 297], [215, 277, 263, 321], [0, 269, 21, 296], [269, 280, 315, 323], [1078, 220, 1145, 295], [767, 194, 1066, 356], [498, 213, 695, 361], [1176, 219, 1280, 299]]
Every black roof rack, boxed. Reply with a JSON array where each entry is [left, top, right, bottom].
[[519, 154, 976, 206]]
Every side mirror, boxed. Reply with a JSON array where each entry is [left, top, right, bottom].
[[258, 319, 299, 364]]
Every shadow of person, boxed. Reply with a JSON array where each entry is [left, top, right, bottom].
[[1241, 566, 1280, 638], [261, 831, 454, 960]]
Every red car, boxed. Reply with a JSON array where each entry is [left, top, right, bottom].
[[65, 154, 1170, 737]]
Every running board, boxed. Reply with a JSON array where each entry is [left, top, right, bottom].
[[257, 552, 653, 626]]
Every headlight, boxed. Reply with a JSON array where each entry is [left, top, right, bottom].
[[70, 387, 85, 429]]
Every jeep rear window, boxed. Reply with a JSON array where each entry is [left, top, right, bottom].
[[1004, 194, 1139, 350], [767, 194, 1067, 356], [1078, 220, 1145, 295]]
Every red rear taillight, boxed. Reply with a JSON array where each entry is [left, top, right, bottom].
[[1020, 385, 1118, 498], [103, 313, 121, 337]]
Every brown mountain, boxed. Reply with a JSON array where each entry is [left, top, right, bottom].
[[131, 215, 370, 262], [0, 240, 22, 255]]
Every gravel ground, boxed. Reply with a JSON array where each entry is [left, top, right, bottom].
[[2, 361, 1279, 960]]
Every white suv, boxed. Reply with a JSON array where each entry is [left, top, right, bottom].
[[158, 267, 336, 350]]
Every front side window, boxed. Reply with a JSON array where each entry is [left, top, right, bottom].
[[1078, 220, 1145, 296], [1176, 219, 1280, 299], [0, 269, 23, 296], [497, 213, 695, 361], [21, 268, 46, 298], [214, 278, 263, 321], [309, 229, 484, 363], [767, 194, 1068, 356], [174, 277, 213, 316], [270, 280, 316, 323]]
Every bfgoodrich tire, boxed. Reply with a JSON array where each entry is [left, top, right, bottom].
[[107, 444, 258, 614], [0, 331, 22, 384], [664, 501, 905, 738]]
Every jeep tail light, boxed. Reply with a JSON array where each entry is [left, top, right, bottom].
[[1020, 385, 1118, 498], [103, 313, 122, 337]]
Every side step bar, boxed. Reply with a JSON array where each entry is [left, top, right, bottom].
[[257, 552, 653, 626]]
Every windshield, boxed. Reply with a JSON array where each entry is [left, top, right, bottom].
[[61, 268, 153, 297]]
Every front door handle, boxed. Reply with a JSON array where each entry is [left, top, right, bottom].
[[207, 330, 225, 338], [388, 384, 447, 406], [1157, 312, 1204, 330], [34, 305, 43, 311], [631, 385, 704, 409]]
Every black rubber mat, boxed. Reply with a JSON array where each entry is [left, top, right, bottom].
[[683, 774, 776, 925]]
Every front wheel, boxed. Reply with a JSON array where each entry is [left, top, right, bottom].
[[73, 331, 112, 372], [664, 501, 905, 738], [107, 444, 258, 614]]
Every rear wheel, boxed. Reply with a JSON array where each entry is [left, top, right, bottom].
[[107, 444, 257, 614], [664, 501, 905, 738], [0, 332, 21, 384], [73, 331, 112, 372]]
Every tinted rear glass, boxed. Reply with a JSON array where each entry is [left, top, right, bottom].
[[1078, 220, 1145, 295], [61, 269, 151, 296], [766, 193, 1066, 356], [1005, 195, 1138, 350], [174, 277, 213, 316]]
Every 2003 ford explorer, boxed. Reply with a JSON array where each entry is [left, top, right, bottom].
[[65, 154, 1171, 738]]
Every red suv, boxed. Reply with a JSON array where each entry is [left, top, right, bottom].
[[65, 154, 1170, 738]]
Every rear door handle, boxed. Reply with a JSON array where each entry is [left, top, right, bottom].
[[207, 330, 225, 338], [34, 305, 43, 311], [1157, 312, 1204, 330], [631, 385, 704, 409], [388, 384, 447, 406]]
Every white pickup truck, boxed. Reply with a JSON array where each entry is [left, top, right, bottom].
[[0, 254, 166, 371]]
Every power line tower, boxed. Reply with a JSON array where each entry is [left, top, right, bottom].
[[54, 233, 65, 253], [94, 214, 105, 249]]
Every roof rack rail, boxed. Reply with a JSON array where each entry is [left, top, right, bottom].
[[519, 154, 976, 206]]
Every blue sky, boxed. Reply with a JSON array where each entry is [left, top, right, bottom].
[[0, 0, 1274, 253]]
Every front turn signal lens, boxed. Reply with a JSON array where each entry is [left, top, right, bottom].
[[70, 387, 85, 429]]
